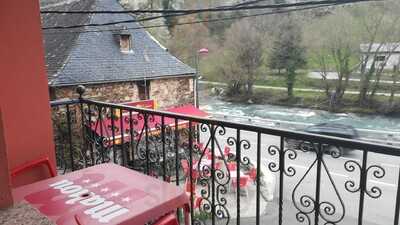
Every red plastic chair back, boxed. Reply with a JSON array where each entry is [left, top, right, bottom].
[[224, 146, 231, 155], [197, 142, 204, 150], [194, 195, 203, 209], [227, 162, 237, 171], [181, 159, 189, 176], [239, 176, 249, 188], [191, 169, 199, 180], [153, 213, 179, 225], [249, 168, 257, 181], [184, 178, 196, 194], [11, 157, 56, 180], [206, 151, 212, 160], [215, 161, 222, 170]]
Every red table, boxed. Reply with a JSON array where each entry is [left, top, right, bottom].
[[13, 164, 189, 225]]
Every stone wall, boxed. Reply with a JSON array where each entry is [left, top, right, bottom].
[[150, 77, 194, 109], [52, 82, 139, 104], [51, 77, 194, 109]]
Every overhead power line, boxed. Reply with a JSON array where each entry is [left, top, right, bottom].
[[42, 3, 343, 35], [41, 0, 374, 30], [41, 0, 372, 14]]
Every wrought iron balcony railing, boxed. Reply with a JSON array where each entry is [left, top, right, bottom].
[[50, 94, 400, 225]]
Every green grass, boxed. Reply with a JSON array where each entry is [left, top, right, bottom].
[[215, 84, 400, 114], [254, 71, 400, 93]]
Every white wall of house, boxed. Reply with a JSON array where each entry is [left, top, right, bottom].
[[363, 53, 400, 70]]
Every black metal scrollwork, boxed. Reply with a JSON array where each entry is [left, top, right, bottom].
[[268, 141, 346, 225], [267, 145, 297, 177], [191, 124, 231, 225], [344, 160, 385, 199]]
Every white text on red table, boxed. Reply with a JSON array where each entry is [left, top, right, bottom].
[[50, 179, 129, 223]]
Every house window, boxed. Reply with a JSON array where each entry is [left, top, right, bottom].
[[120, 34, 132, 52], [375, 55, 386, 62], [137, 80, 150, 100]]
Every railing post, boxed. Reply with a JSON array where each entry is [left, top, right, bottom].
[[279, 137, 285, 225], [77, 85, 87, 168], [358, 150, 368, 225], [314, 143, 323, 224], [87, 103, 95, 166], [110, 108, 117, 163], [256, 132, 261, 225], [236, 129, 241, 225], [129, 110, 134, 166], [66, 104, 74, 171], [144, 114, 150, 175], [394, 166, 400, 225], [188, 121, 194, 225], [98, 106, 105, 163], [161, 116, 166, 181], [175, 118, 179, 186], [119, 109, 126, 166]]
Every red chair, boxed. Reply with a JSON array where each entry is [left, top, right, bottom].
[[224, 146, 232, 156], [227, 162, 237, 171], [191, 169, 199, 181], [232, 176, 250, 196], [181, 159, 189, 176], [184, 179, 202, 210], [182, 160, 199, 181], [184, 178, 196, 194], [197, 142, 204, 150], [215, 161, 222, 170], [247, 167, 257, 184], [194, 195, 202, 209], [11, 157, 56, 180], [206, 151, 212, 160], [153, 213, 179, 225]]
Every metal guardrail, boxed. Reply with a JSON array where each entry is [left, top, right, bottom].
[[50, 95, 400, 225]]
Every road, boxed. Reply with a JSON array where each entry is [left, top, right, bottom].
[[308, 71, 394, 84], [201, 80, 400, 97], [200, 128, 400, 225]]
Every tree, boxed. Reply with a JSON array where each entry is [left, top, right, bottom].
[[355, 1, 400, 105], [268, 47, 285, 75], [221, 19, 263, 97], [388, 64, 400, 109], [307, 9, 359, 111], [304, 1, 400, 109], [269, 16, 306, 98], [217, 53, 247, 96], [167, 15, 215, 63]]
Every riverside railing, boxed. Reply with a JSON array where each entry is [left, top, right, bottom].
[[50, 92, 400, 225]]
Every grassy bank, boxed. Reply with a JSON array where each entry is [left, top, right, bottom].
[[204, 70, 400, 93], [255, 72, 400, 93]]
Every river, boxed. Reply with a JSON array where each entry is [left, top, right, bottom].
[[199, 95, 400, 142]]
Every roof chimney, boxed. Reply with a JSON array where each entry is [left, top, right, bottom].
[[119, 33, 132, 53]]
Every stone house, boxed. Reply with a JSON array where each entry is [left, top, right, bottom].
[[41, 0, 195, 109]]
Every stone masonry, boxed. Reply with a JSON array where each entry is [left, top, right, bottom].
[[51, 77, 194, 109], [150, 77, 194, 109]]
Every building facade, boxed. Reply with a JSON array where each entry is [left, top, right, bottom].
[[42, 0, 195, 109], [360, 43, 400, 70]]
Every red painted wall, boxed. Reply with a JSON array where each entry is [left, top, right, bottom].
[[0, 110, 13, 209], [0, 0, 56, 207]]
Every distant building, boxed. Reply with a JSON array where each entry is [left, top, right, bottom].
[[360, 43, 400, 70], [41, 0, 195, 109]]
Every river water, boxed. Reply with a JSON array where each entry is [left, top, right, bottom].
[[200, 96, 400, 135]]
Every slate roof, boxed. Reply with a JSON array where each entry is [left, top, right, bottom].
[[41, 0, 195, 87]]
